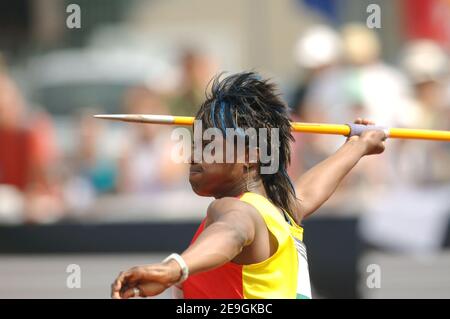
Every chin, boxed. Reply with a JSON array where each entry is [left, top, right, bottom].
[[189, 181, 212, 197], [191, 186, 210, 197]]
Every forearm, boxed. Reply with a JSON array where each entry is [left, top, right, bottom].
[[180, 221, 246, 276], [111, 212, 252, 298], [295, 139, 367, 217]]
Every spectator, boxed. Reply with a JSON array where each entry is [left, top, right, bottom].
[[0, 73, 31, 191], [168, 49, 218, 116], [118, 86, 186, 194], [359, 40, 450, 253], [288, 25, 343, 181], [62, 108, 119, 214], [0, 70, 63, 223]]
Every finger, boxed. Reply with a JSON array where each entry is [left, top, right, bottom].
[[376, 130, 387, 141], [112, 281, 125, 299], [122, 285, 141, 299], [354, 117, 362, 124], [379, 142, 386, 153], [111, 271, 125, 299], [111, 283, 121, 299], [112, 270, 133, 298], [361, 118, 372, 125]]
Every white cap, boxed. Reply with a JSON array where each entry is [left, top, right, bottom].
[[294, 25, 342, 69], [401, 40, 449, 84]]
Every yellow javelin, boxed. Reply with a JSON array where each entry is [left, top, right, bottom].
[[94, 114, 450, 142]]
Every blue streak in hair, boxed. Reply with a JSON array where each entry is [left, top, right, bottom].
[[235, 127, 245, 137], [250, 73, 262, 81], [219, 100, 227, 135], [224, 104, 236, 129], [223, 104, 246, 138], [210, 99, 218, 128]]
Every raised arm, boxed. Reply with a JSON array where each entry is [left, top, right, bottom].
[[295, 118, 386, 219], [111, 198, 258, 299]]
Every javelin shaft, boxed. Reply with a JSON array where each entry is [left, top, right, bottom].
[[387, 128, 450, 141], [94, 114, 450, 142]]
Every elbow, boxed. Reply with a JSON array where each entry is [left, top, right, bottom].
[[229, 226, 250, 253]]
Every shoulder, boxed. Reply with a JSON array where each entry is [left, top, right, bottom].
[[206, 197, 261, 223], [205, 197, 265, 246]]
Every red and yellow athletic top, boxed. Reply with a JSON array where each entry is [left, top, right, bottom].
[[180, 192, 312, 299]]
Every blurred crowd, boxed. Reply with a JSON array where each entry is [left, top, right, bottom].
[[288, 24, 450, 194], [0, 23, 449, 249], [288, 24, 450, 252], [0, 47, 218, 223]]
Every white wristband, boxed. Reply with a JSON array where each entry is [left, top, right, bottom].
[[163, 253, 189, 284]]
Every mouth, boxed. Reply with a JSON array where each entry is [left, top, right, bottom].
[[189, 164, 203, 175]]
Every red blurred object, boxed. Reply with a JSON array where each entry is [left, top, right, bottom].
[[0, 128, 33, 190], [403, 0, 450, 48]]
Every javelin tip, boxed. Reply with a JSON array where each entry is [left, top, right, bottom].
[[93, 114, 177, 124], [94, 114, 129, 119]]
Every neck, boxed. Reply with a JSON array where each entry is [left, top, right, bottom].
[[214, 174, 267, 199]]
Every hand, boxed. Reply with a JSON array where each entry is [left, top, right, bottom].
[[111, 260, 182, 299], [347, 118, 386, 156]]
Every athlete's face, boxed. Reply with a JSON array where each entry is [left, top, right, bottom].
[[188, 135, 248, 197]]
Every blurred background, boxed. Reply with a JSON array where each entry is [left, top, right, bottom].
[[0, 0, 450, 298]]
